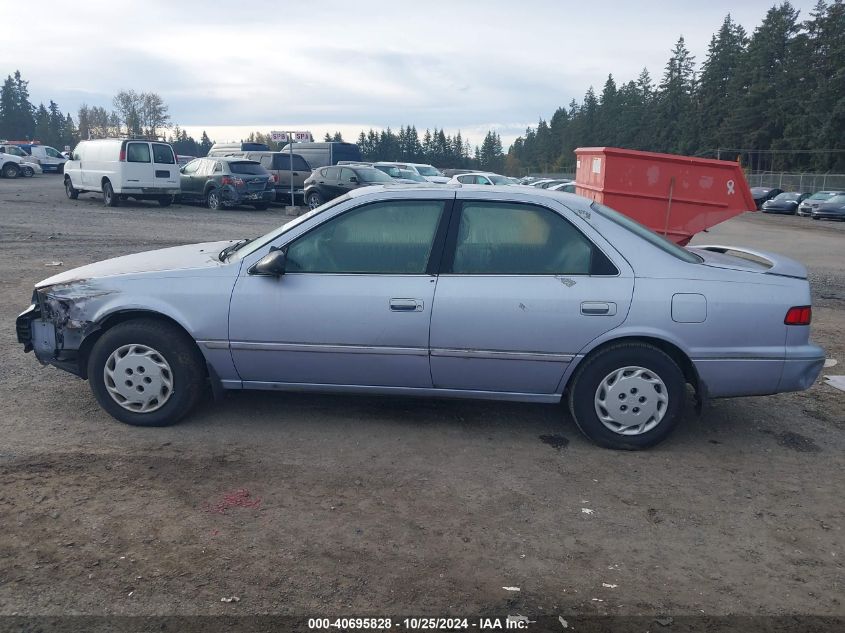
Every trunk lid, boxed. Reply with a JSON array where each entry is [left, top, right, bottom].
[[687, 245, 808, 279]]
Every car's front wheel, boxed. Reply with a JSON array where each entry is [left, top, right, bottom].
[[2, 162, 19, 178], [103, 180, 119, 207], [158, 195, 174, 207], [65, 178, 79, 199], [307, 192, 323, 210], [567, 342, 685, 450], [87, 319, 206, 427], [252, 202, 269, 210]]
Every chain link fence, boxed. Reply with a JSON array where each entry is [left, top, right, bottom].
[[745, 171, 845, 192]]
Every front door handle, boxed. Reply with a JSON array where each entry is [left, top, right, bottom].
[[390, 298, 423, 312], [581, 301, 616, 316]]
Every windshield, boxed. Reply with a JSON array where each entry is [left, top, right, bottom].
[[809, 191, 838, 200], [399, 170, 426, 181], [2, 146, 27, 157], [233, 195, 352, 259], [488, 175, 512, 185], [356, 168, 394, 183], [415, 165, 441, 176], [590, 202, 702, 264], [827, 195, 845, 204], [773, 192, 801, 201], [229, 161, 267, 175]]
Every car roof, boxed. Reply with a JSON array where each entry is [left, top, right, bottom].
[[217, 156, 259, 163]]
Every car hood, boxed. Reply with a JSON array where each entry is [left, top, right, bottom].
[[816, 202, 845, 212], [36, 240, 238, 288], [763, 199, 798, 208]]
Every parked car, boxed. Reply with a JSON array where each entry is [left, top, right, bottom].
[[797, 191, 845, 216], [12, 143, 67, 173], [207, 142, 270, 156], [548, 181, 576, 194], [374, 162, 449, 183], [64, 139, 180, 207], [810, 194, 845, 221], [533, 179, 571, 189], [372, 164, 426, 183], [448, 172, 514, 186], [178, 157, 274, 210], [750, 187, 783, 209], [20, 161, 42, 177], [761, 191, 809, 214], [304, 164, 393, 209], [16, 185, 823, 450], [279, 142, 362, 168], [205, 150, 311, 204], [0, 146, 25, 178]]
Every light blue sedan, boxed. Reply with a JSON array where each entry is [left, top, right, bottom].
[[17, 185, 825, 449]]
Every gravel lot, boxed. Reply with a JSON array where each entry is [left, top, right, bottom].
[[0, 176, 843, 622]]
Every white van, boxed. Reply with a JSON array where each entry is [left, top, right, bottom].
[[64, 139, 180, 207], [15, 144, 67, 173]]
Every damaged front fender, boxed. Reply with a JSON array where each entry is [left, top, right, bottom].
[[25, 281, 118, 375]]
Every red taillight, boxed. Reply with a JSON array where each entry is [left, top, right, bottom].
[[119, 148, 126, 161], [221, 176, 244, 187], [221, 176, 232, 186], [784, 306, 812, 325]]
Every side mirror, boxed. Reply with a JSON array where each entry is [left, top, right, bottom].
[[349, 176, 358, 183], [250, 249, 286, 276]]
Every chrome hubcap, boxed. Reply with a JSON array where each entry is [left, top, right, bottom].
[[104, 344, 174, 413], [309, 195, 320, 210], [594, 366, 668, 435]]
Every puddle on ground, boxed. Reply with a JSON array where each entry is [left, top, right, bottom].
[[539, 434, 570, 450]]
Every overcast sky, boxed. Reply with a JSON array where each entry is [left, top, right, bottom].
[[4, 0, 818, 149]]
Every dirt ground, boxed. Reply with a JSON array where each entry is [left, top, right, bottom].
[[0, 176, 843, 623]]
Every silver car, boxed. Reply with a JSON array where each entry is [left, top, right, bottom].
[[16, 186, 824, 449]]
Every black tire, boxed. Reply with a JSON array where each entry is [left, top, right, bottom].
[[158, 195, 174, 207], [812, 216, 820, 221], [206, 188, 221, 210], [1, 162, 20, 178], [21, 166, 34, 177], [103, 180, 119, 207], [307, 191, 323, 210], [87, 319, 206, 427], [65, 177, 79, 199], [252, 202, 269, 210], [567, 342, 685, 450]]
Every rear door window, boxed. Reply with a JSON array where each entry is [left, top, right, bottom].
[[324, 167, 340, 180], [126, 142, 151, 163], [152, 143, 175, 164], [272, 154, 291, 170], [448, 201, 615, 275]]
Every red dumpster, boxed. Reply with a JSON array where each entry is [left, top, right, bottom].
[[574, 147, 756, 245]]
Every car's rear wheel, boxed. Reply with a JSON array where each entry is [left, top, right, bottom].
[[2, 162, 19, 178], [567, 342, 685, 450], [252, 202, 269, 210], [206, 188, 221, 210], [65, 178, 79, 199], [103, 180, 119, 207], [158, 195, 174, 207], [307, 192, 323, 210], [87, 319, 206, 427]]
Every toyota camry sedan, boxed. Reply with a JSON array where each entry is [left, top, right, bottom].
[[16, 185, 824, 449]]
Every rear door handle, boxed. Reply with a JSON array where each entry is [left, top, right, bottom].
[[390, 298, 423, 312], [581, 301, 616, 316]]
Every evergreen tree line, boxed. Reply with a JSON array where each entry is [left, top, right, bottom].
[[353, 126, 505, 171], [509, 1, 845, 174], [0, 72, 215, 156]]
